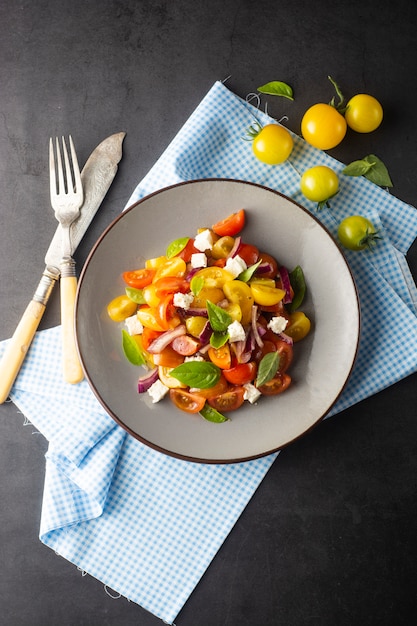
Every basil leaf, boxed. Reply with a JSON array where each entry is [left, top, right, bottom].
[[170, 361, 221, 389], [206, 300, 232, 332], [210, 331, 229, 348], [256, 351, 280, 387], [289, 265, 306, 311], [342, 160, 373, 177], [121, 330, 146, 366], [238, 260, 262, 282], [342, 155, 393, 187], [190, 274, 204, 296], [166, 237, 189, 259], [200, 404, 229, 423], [257, 81, 294, 101], [125, 286, 146, 304]]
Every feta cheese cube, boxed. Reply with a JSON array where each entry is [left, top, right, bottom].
[[267, 316, 288, 334], [124, 314, 144, 336], [173, 292, 195, 309], [243, 383, 262, 404], [194, 229, 214, 252], [184, 354, 205, 362], [225, 254, 247, 278], [190, 252, 207, 268], [148, 379, 169, 403], [227, 320, 246, 343]]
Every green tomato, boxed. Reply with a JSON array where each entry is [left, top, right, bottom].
[[300, 165, 339, 207], [337, 215, 381, 251]]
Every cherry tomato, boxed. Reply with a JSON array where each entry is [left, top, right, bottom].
[[141, 327, 162, 350], [256, 252, 278, 278], [190, 374, 229, 399], [345, 94, 383, 133], [252, 124, 294, 165], [153, 257, 187, 281], [185, 316, 208, 338], [192, 286, 225, 308], [211, 236, 235, 259], [153, 276, 190, 295], [237, 243, 260, 266], [250, 283, 285, 307], [257, 373, 291, 395], [158, 366, 187, 389], [152, 346, 184, 368], [123, 268, 156, 289], [169, 389, 206, 414], [157, 295, 181, 330], [263, 334, 293, 373], [176, 238, 199, 262], [223, 361, 257, 385], [137, 306, 167, 332], [300, 166, 339, 204], [337, 215, 380, 251], [192, 267, 234, 288], [208, 386, 246, 412], [301, 103, 347, 150], [107, 295, 137, 322], [208, 344, 232, 369], [212, 209, 245, 237], [285, 311, 311, 342], [222, 280, 254, 325]]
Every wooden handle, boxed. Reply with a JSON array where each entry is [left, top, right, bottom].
[[0, 299, 46, 403], [60, 274, 84, 384]]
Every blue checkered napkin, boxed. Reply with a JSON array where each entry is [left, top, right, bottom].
[[2, 80, 417, 624]]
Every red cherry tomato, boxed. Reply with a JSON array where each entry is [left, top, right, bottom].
[[257, 373, 291, 395], [169, 389, 206, 414], [223, 362, 257, 385], [256, 252, 278, 278], [123, 268, 156, 289], [153, 277, 190, 295], [212, 209, 245, 237], [237, 243, 260, 266], [208, 386, 246, 412]]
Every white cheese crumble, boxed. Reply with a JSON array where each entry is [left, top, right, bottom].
[[124, 314, 144, 336], [173, 292, 195, 309], [267, 316, 288, 334], [194, 229, 214, 252], [190, 252, 207, 268], [227, 320, 246, 343], [148, 379, 170, 403], [184, 354, 205, 362], [225, 254, 247, 278], [243, 383, 262, 404]]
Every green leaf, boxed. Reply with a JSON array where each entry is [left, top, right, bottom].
[[210, 331, 229, 348], [190, 274, 204, 296], [289, 265, 306, 311], [257, 81, 294, 101], [166, 237, 189, 259], [342, 160, 373, 177], [238, 260, 262, 282], [125, 286, 146, 304], [206, 300, 232, 332], [200, 404, 229, 423], [121, 330, 146, 366], [170, 361, 221, 389], [256, 351, 280, 387], [342, 155, 393, 187]]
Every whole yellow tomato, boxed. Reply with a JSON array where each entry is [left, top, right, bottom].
[[345, 94, 383, 133], [251, 123, 294, 165], [301, 103, 347, 150], [300, 165, 339, 204]]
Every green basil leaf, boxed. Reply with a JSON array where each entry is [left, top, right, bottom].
[[200, 404, 229, 423], [121, 329, 146, 366], [363, 154, 393, 187], [342, 160, 373, 177], [190, 274, 204, 296], [238, 260, 262, 282], [256, 351, 280, 387], [210, 331, 229, 348], [170, 361, 221, 389], [289, 265, 306, 311], [166, 237, 189, 259], [206, 300, 232, 332], [257, 81, 294, 100], [125, 286, 146, 304]]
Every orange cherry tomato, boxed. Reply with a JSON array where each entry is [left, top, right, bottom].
[[257, 373, 291, 395], [208, 344, 232, 369], [169, 389, 206, 414], [223, 361, 257, 385], [123, 268, 156, 289], [153, 277, 190, 295], [152, 346, 185, 368], [212, 209, 245, 237], [190, 374, 229, 399], [208, 386, 246, 412], [141, 327, 162, 351]]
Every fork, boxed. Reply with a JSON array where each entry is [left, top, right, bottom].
[[49, 136, 84, 384]]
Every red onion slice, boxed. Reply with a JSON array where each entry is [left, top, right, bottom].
[[251, 305, 264, 348], [137, 368, 159, 393], [279, 266, 293, 304], [147, 325, 186, 354]]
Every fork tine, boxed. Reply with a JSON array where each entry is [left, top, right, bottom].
[[69, 135, 82, 195], [49, 137, 57, 199], [55, 137, 66, 195]]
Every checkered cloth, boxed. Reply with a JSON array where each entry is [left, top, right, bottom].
[[2, 81, 417, 624]]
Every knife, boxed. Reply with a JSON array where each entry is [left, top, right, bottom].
[[0, 132, 126, 404]]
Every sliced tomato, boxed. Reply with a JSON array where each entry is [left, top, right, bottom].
[[263, 334, 293, 373], [153, 276, 190, 295], [169, 389, 206, 414], [156, 295, 181, 330], [223, 361, 257, 385], [171, 335, 200, 356], [176, 238, 200, 262], [212, 209, 245, 237], [208, 386, 245, 412], [123, 268, 156, 289], [208, 344, 232, 369], [237, 243, 259, 266], [257, 373, 291, 395], [141, 327, 162, 350], [190, 374, 229, 399], [152, 346, 184, 368]]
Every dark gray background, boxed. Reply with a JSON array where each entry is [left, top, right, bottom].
[[1, 1, 416, 625]]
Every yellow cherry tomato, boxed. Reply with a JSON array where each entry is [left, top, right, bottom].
[[185, 316, 208, 338], [158, 366, 187, 389], [153, 257, 187, 281], [193, 267, 234, 288], [142, 283, 161, 307], [252, 123, 294, 165], [301, 103, 347, 150], [223, 302, 242, 322], [345, 94, 383, 133], [192, 286, 225, 308], [250, 283, 285, 307], [285, 311, 311, 342], [146, 255, 167, 269], [136, 306, 167, 331], [300, 166, 339, 203], [107, 295, 137, 322], [211, 236, 235, 259], [223, 280, 254, 325]]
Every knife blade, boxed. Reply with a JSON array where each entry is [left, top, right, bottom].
[[0, 131, 126, 404]]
